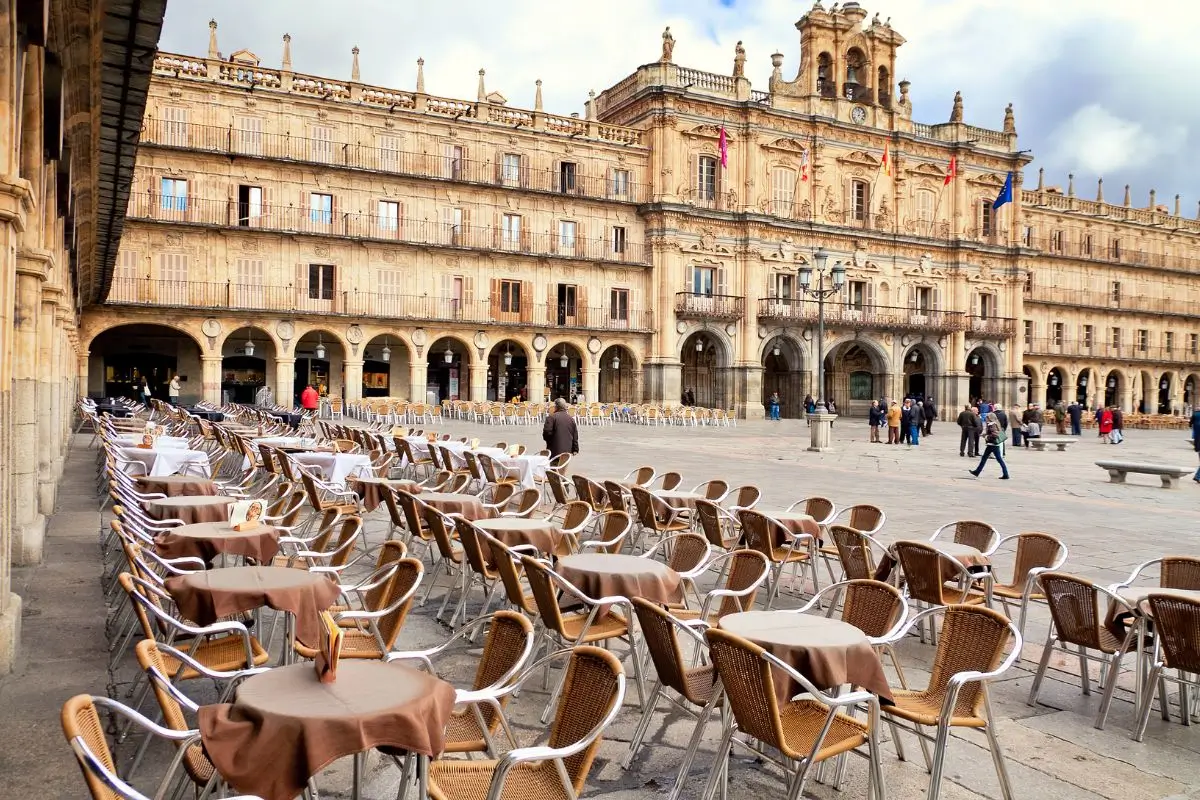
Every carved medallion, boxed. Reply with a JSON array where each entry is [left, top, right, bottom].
[[346, 325, 364, 345], [201, 318, 222, 338], [276, 320, 295, 341]]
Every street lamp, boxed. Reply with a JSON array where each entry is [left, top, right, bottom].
[[1049, 374, 1059, 386], [559, 348, 569, 368], [1080, 375, 1088, 386], [381, 336, 391, 363], [1107, 376, 1117, 388], [244, 331, 255, 357], [314, 334, 326, 360], [611, 352, 621, 370], [772, 341, 781, 357], [443, 345, 453, 364], [503, 346, 513, 366], [1160, 378, 1169, 390], [797, 247, 847, 412]]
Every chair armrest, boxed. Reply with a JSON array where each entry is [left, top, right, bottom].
[[1110, 558, 1161, 591], [760, 650, 877, 709]]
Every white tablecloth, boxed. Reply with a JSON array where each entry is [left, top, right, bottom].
[[291, 452, 373, 486], [400, 437, 507, 469], [112, 434, 190, 449], [254, 436, 321, 449], [118, 446, 211, 477], [497, 454, 551, 490]]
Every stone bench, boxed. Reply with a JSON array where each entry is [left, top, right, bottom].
[[1095, 460, 1194, 489], [1029, 437, 1076, 452]]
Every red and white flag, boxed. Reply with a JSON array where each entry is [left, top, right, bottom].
[[944, 155, 957, 186], [718, 126, 729, 168], [800, 148, 810, 182]]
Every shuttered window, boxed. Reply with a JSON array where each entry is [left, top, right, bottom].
[[161, 106, 189, 147], [311, 125, 334, 163], [234, 116, 263, 155]]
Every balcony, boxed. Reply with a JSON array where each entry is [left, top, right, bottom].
[[104, 277, 655, 332], [674, 292, 745, 321], [1025, 286, 1197, 319], [1024, 233, 1200, 273], [139, 120, 649, 204], [967, 315, 1017, 338], [1024, 337, 1199, 366], [124, 194, 649, 266], [757, 299, 966, 333]]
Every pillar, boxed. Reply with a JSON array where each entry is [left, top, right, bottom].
[[468, 363, 487, 403], [36, 294, 59, 515], [1119, 382, 1133, 414], [408, 359, 427, 404], [76, 350, 89, 399], [527, 363, 546, 404], [580, 367, 599, 404], [735, 365, 765, 419], [343, 359, 363, 404], [11, 263, 45, 566], [275, 358, 296, 406], [201, 355, 223, 404]]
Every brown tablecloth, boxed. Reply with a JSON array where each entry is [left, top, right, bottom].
[[875, 540, 991, 582], [198, 661, 456, 800], [766, 511, 821, 540], [1105, 587, 1200, 632], [720, 610, 894, 704], [557, 553, 683, 605], [135, 475, 218, 497], [347, 476, 422, 512], [476, 517, 567, 561], [164, 566, 340, 646], [653, 490, 701, 510], [155, 522, 281, 566], [418, 491, 492, 520], [143, 495, 234, 524]]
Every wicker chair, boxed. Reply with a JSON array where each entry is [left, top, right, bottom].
[[629, 486, 690, 551], [668, 549, 770, 624], [1133, 592, 1200, 740], [1112, 555, 1200, 593], [640, 532, 714, 605], [426, 646, 625, 800], [621, 465, 657, 487], [1027, 572, 1138, 729], [296, 557, 423, 660], [602, 479, 631, 513], [929, 520, 1000, 554], [786, 495, 837, 526], [723, 484, 762, 514], [828, 524, 890, 582], [694, 498, 740, 551], [881, 605, 1021, 800], [701, 628, 886, 800], [987, 532, 1068, 636], [691, 479, 730, 502], [299, 471, 361, 516], [795, 578, 910, 687], [738, 509, 819, 608], [575, 509, 633, 554], [543, 469, 575, 517], [571, 474, 608, 513], [652, 471, 683, 491], [832, 503, 886, 536], [892, 540, 993, 644]]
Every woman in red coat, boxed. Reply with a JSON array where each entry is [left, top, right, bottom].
[[1098, 408, 1114, 443]]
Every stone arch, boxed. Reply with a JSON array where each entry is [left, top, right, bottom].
[[214, 323, 282, 353], [761, 334, 808, 418], [293, 325, 349, 356], [901, 341, 943, 402], [681, 330, 731, 409], [1074, 366, 1096, 407], [82, 318, 205, 353], [599, 344, 638, 404], [427, 336, 474, 402], [85, 323, 206, 403], [676, 324, 734, 366], [1155, 371, 1176, 414], [487, 339, 531, 402], [1101, 368, 1126, 408], [360, 333, 413, 400], [965, 344, 1003, 404], [822, 332, 893, 375], [544, 340, 586, 403], [294, 327, 348, 399], [1045, 365, 1068, 406], [220, 325, 280, 405], [426, 333, 476, 366], [823, 334, 891, 416]]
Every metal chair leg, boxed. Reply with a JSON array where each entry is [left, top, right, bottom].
[[982, 688, 1014, 800]]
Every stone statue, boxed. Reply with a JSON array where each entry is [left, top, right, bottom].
[[661, 27, 675, 63], [1003, 102, 1015, 134], [950, 91, 963, 123], [733, 41, 746, 78]]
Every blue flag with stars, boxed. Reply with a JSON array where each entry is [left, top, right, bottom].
[[993, 171, 1013, 210]]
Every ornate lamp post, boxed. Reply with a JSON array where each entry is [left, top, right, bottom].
[[798, 247, 847, 413]]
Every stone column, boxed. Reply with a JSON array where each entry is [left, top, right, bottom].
[[11, 261, 46, 566], [343, 359, 364, 404], [580, 367, 599, 404], [408, 359, 427, 404], [275, 358, 296, 406], [468, 364, 487, 403], [526, 363, 546, 404], [1119, 382, 1133, 413], [36, 294, 59, 515], [736, 365, 765, 419], [76, 350, 89, 399], [200, 355, 223, 404]]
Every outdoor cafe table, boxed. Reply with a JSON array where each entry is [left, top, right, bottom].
[[347, 476, 422, 512], [291, 452, 373, 485], [119, 446, 211, 477], [417, 491, 492, 521], [653, 489, 702, 510], [164, 566, 341, 651], [496, 453, 551, 490], [874, 539, 991, 583], [253, 436, 323, 453], [154, 521, 282, 566], [557, 553, 684, 605], [198, 661, 456, 800], [143, 495, 234, 525], [112, 433, 190, 449], [762, 510, 821, 539], [475, 517, 568, 560], [134, 475, 217, 497], [184, 407, 225, 421], [719, 609, 894, 703], [94, 403, 132, 417]]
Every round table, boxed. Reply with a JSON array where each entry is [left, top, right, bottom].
[[347, 476, 422, 512], [163, 566, 341, 648], [135, 475, 218, 497], [418, 492, 491, 521], [197, 661, 456, 800], [766, 510, 820, 539], [653, 490, 702, 510], [920, 540, 991, 571], [719, 610, 893, 703], [154, 521, 281, 566], [475, 517, 567, 559], [557, 553, 683, 605], [143, 495, 233, 524]]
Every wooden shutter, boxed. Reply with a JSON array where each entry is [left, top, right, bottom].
[[576, 285, 587, 325], [520, 215, 529, 252], [463, 276, 475, 314], [843, 180, 852, 224], [864, 281, 875, 310], [490, 278, 500, 316], [295, 263, 308, 304], [767, 272, 777, 299], [439, 273, 452, 298], [716, 267, 727, 297], [932, 285, 941, 310], [547, 282, 556, 325], [520, 280, 533, 322]]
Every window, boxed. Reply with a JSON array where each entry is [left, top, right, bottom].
[[609, 288, 630, 324], [234, 116, 262, 155], [557, 220, 577, 255], [308, 264, 335, 300], [376, 269, 401, 295], [309, 192, 333, 225], [770, 167, 796, 216], [1110, 238, 1121, 259], [697, 156, 717, 202], [161, 106, 189, 147], [847, 280, 867, 310], [914, 287, 932, 313], [499, 279, 521, 314], [610, 169, 630, 198], [1165, 331, 1174, 353], [235, 258, 264, 306], [772, 273, 794, 301], [556, 284, 577, 324], [237, 185, 262, 226], [978, 293, 995, 319], [1137, 329, 1149, 351], [1083, 325, 1094, 348], [443, 207, 464, 246], [851, 180, 869, 222], [916, 189, 935, 223], [559, 161, 577, 194], [1021, 226, 1033, 247], [444, 274, 475, 318], [160, 178, 187, 212], [1083, 234, 1093, 256], [1024, 271, 1034, 294], [1023, 320, 1033, 347], [980, 201, 994, 237], [157, 252, 188, 283], [1111, 327, 1122, 349], [1191, 333, 1199, 355], [611, 226, 627, 255], [1050, 230, 1063, 252], [501, 214, 521, 250], [501, 153, 522, 186], [1110, 280, 1121, 305], [311, 125, 334, 163], [378, 200, 400, 232], [443, 144, 464, 180], [692, 265, 716, 296], [378, 135, 401, 172], [1052, 322, 1064, 347]]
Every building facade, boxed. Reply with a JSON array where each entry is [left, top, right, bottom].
[[82, 2, 1199, 424]]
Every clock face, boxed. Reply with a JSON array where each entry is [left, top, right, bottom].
[[851, 106, 867, 124]]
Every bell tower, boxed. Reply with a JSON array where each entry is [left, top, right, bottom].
[[769, 2, 909, 129]]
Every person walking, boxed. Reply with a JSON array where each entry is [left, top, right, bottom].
[[1111, 406, 1125, 444], [868, 400, 883, 443], [767, 391, 781, 421], [957, 404, 978, 457], [1191, 406, 1200, 483], [1098, 407, 1114, 443], [1067, 400, 1083, 436], [168, 374, 181, 406], [969, 412, 1010, 479], [922, 397, 937, 435], [803, 394, 815, 416], [300, 383, 319, 413], [543, 397, 580, 459], [139, 376, 152, 405], [886, 401, 902, 444], [1054, 401, 1068, 435]]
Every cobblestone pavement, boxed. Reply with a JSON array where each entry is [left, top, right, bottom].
[[2, 422, 1199, 800]]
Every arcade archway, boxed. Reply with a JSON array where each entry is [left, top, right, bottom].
[[427, 337, 472, 402], [488, 340, 529, 402], [681, 333, 729, 409], [762, 337, 805, 418], [599, 346, 636, 403], [87, 324, 203, 403]]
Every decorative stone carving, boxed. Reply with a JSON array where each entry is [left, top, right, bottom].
[[276, 320, 295, 341], [661, 26, 674, 62], [314, 243, 330, 257], [473, 331, 489, 349], [165, 233, 183, 247], [346, 325, 364, 345], [532, 333, 548, 352], [732, 41, 746, 78], [587, 337, 602, 354], [411, 328, 427, 347], [201, 318, 222, 338]]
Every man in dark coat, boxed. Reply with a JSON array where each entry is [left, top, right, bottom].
[[542, 398, 579, 458], [1067, 401, 1083, 436], [957, 405, 978, 457], [922, 397, 937, 435]]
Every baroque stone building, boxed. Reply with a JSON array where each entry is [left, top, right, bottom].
[[83, 1, 1199, 425]]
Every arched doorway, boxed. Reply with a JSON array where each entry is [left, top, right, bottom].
[[87, 324, 203, 403], [545, 342, 584, 403], [427, 337, 470, 402], [681, 333, 729, 409], [362, 335, 410, 399], [295, 330, 345, 401], [1157, 372, 1173, 414], [1075, 369, 1091, 407], [902, 344, 938, 402], [1045, 367, 1065, 406], [222, 326, 274, 404], [965, 347, 998, 404], [762, 337, 804, 418], [1185, 373, 1199, 411], [599, 346, 636, 403], [488, 340, 529, 402], [1022, 366, 1035, 408], [1137, 370, 1154, 413], [824, 340, 887, 416], [1104, 371, 1122, 408]]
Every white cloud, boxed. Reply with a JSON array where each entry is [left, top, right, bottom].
[[1048, 105, 1185, 176]]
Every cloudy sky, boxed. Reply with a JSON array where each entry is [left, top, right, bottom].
[[161, 0, 1194, 208]]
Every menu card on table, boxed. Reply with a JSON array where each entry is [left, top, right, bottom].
[[315, 610, 342, 683], [228, 499, 266, 531], [137, 432, 158, 449], [470, 438, 480, 449], [506, 444, 521, 457]]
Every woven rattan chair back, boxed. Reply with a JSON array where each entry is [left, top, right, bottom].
[[1146, 593, 1200, 672], [1161, 556, 1200, 589], [443, 473, 471, 494], [659, 471, 683, 491], [695, 499, 728, 549], [732, 485, 761, 509], [847, 504, 885, 534], [424, 443, 444, 471], [61, 695, 121, 800], [893, 541, 950, 606], [804, 496, 835, 523], [592, 510, 632, 554], [704, 628, 784, 748], [134, 640, 213, 784], [603, 480, 630, 513], [521, 556, 569, 636], [1039, 572, 1108, 651], [629, 466, 656, 486], [454, 518, 494, 578], [632, 598, 713, 704], [550, 646, 625, 792], [629, 486, 663, 534], [666, 532, 711, 574], [951, 520, 997, 552], [926, 605, 1012, 720], [739, 510, 782, 563], [424, 509, 461, 563], [362, 541, 408, 610], [375, 558, 423, 649], [841, 579, 905, 638], [256, 444, 278, 475], [546, 470, 573, 506], [481, 533, 536, 614], [561, 501, 591, 533], [395, 491, 431, 543], [831, 525, 875, 580], [118, 572, 163, 643], [714, 550, 770, 618], [701, 480, 729, 501], [489, 482, 517, 508], [1009, 532, 1063, 587], [509, 488, 541, 517], [327, 516, 364, 568], [472, 611, 535, 730]]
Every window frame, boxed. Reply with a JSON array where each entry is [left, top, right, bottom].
[[609, 288, 630, 323], [160, 177, 188, 212], [501, 213, 522, 250], [377, 199, 400, 232], [499, 279, 522, 314], [309, 192, 333, 225], [308, 264, 335, 301], [557, 219, 577, 255], [697, 156, 718, 202]]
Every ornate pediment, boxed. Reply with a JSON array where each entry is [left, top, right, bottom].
[[966, 260, 1006, 284], [763, 137, 808, 154], [683, 124, 734, 141], [907, 162, 947, 179], [759, 237, 810, 266], [967, 171, 1006, 188], [682, 227, 733, 255], [229, 49, 260, 66], [836, 150, 880, 168]]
